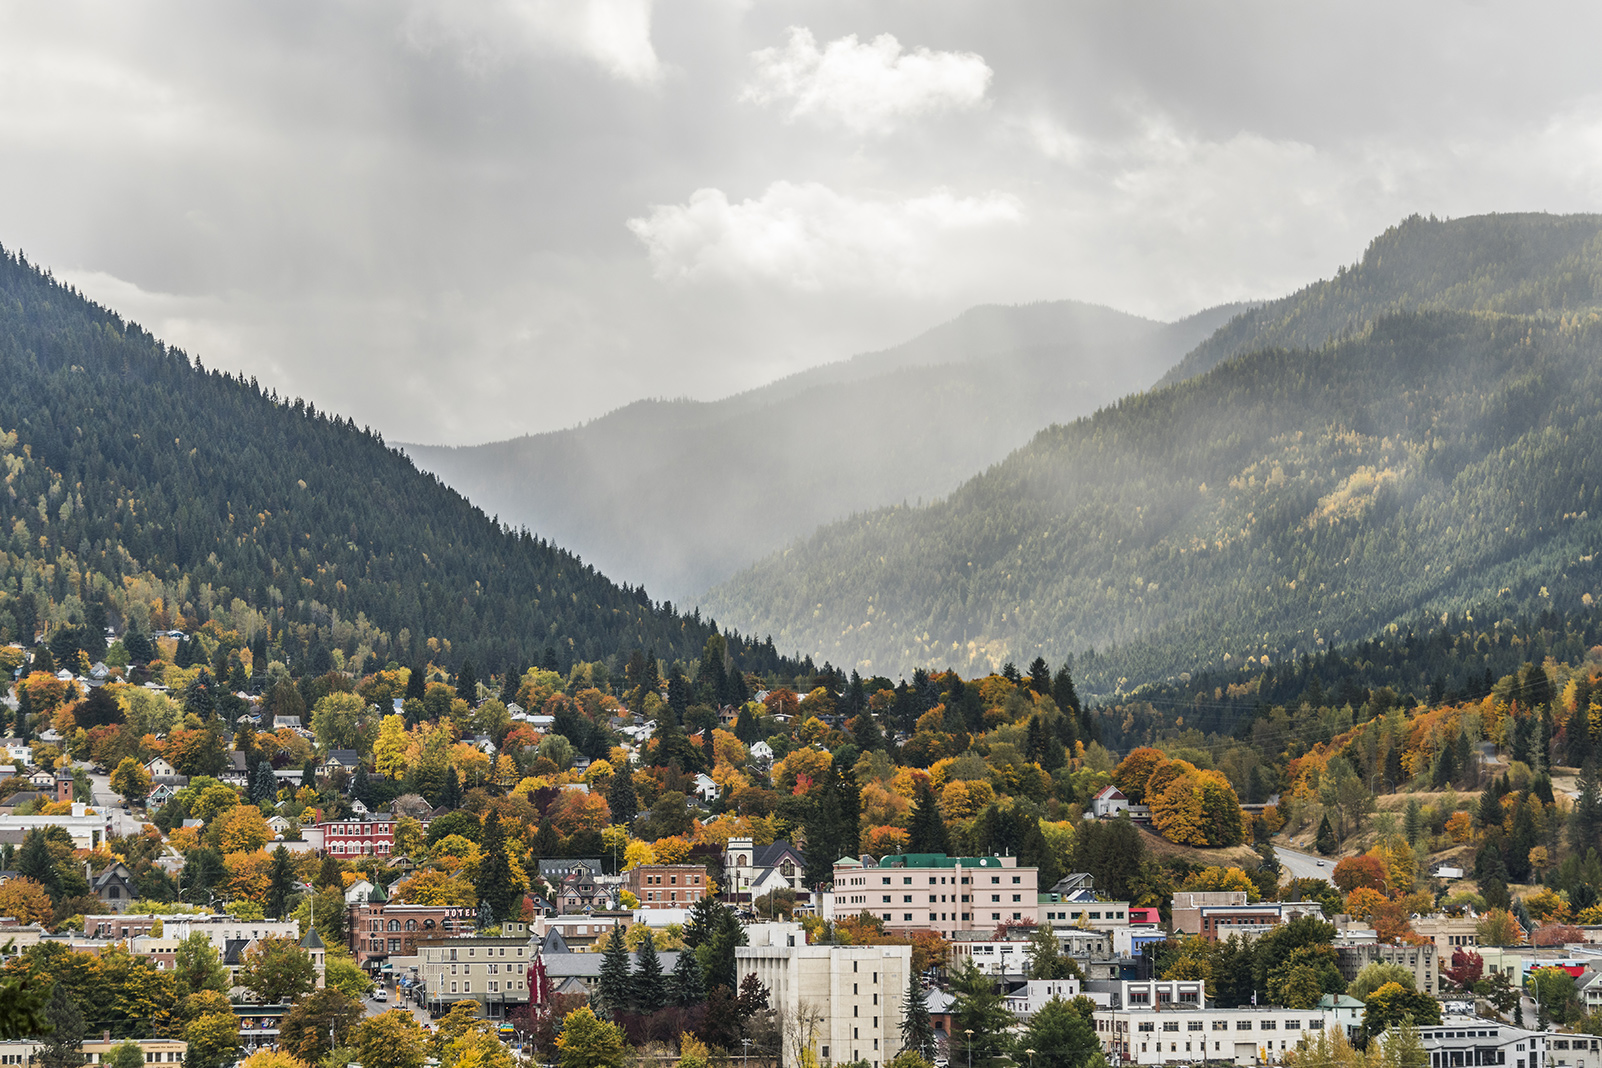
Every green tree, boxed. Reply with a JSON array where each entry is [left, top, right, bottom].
[[1572, 763, 1602, 853], [37, 984, 85, 1068], [1363, 982, 1442, 1040], [109, 759, 152, 806], [1315, 814, 1338, 855], [1015, 996, 1100, 1068], [102, 1042, 144, 1068], [352, 1010, 430, 1068], [265, 845, 296, 919], [311, 692, 365, 754], [1348, 962, 1414, 1001], [632, 933, 665, 1014], [949, 958, 1012, 1068], [556, 1006, 626, 1068], [474, 815, 519, 923], [172, 932, 229, 995], [16, 831, 61, 902], [597, 925, 632, 1016], [280, 988, 366, 1064], [907, 780, 950, 855], [324, 954, 375, 999], [183, 1012, 242, 1068], [900, 972, 936, 1061], [606, 767, 637, 828], [667, 940, 705, 1007], [239, 937, 316, 1004], [1026, 924, 1081, 981]]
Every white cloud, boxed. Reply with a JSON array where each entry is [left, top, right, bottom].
[[627, 181, 1021, 293], [743, 27, 991, 134], [402, 0, 661, 84]]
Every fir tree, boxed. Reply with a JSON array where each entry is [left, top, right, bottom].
[[1404, 797, 1423, 844], [440, 767, 462, 810], [1384, 743, 1404, 792], [30, 646, 54, 676], [406, 661, 426, 702], [1571, 763, 1602, 853], [1027, 657, 1052, 696], [597, 925, 633, 1017], [607, 763, 638, 827], [632, 935, 666, 1014], [907, 780, 950, 855], [456, 660, 477, 704], [668, 941, 705, 1006], [852, 709, 883, 752], [37, 984, 83, 1068], [900, 971, 936, 1060], [266, 844, 296, 919], [1314, 814, 1337, 855], [733, 704, 761, 744], [475, 813, 518, 922], [16, 831, 59, 901], [500, 668, 520, 706]]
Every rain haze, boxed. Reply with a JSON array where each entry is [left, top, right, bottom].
[[2, 2, 1601, 446]]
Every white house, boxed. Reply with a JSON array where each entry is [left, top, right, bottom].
[[749, 740, 774, 764], [1003, 979, 1083, 1018], [145, 757, 177, 778], [692, 773, 719, 803], [1090, 785, 1130, 819]]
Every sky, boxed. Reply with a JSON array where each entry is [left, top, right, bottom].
[[3, 3, 1602, 445]]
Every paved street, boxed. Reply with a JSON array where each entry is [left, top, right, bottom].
[[1275, 844, 1337, 884]]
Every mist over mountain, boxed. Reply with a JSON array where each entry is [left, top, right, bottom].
[[703, 212, 1602, 689], [406, 299, 1245, 602]]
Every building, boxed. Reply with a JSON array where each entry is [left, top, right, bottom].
[[626, 864, 708, 909], [348, 901, 477, 971], [319, 815, 395, 857], [738, 922, 911, 1068], [91, 861, 137, 913], [1171, 892, 1325, 940], [1092, 981, 1337, 1066], [83, 1038, 188, 1065], [531, 913, 635, 950], [531, 933, 681, 1001], [86, 913, 299, 949], [0, 806, 114, 850], [1091, 786, 1131, 819], [557, 864, 616, 913], [723, 838, 807, 906], [830, 853, 1039, 936], [1317, 994, 1365, 1038], [1416, 1016, 1550, 1068], [1003, 979, 1083, 1018], [415, 936, 532, 1019], [1414, 915, 1481, 954], [1333, 940, 1438, 995]]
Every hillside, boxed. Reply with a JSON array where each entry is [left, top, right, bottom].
[[405, 300, 1244, 602], [0, 246, 793, 677], [1159, 212, 1602, 386], [702, 215, 1602, 688]]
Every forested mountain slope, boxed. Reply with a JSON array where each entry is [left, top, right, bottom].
[[406, 300, 1243, 602], [0, 247, 792, 677], [1159, 212, 1602, 386], [704, 304, 1602, 689]]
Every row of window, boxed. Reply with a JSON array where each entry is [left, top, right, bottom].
[[1135, 1019, 1301, 1032], [444, 979, 524, 994]]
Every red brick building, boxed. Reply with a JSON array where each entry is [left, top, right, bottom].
[[626, 864, 708, 908], [348, 900, 476, 971], [320, 816, 396, 857]]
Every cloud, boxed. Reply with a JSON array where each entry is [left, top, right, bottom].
[[627, 181, 1021, 293], [743, 27, 991, 134], [402, 0, 662, 84]]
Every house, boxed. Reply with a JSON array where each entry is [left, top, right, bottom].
[[1430, 862, 1466, 880], [749, 740, 774, 764], [92, 860, 138, 913], [145, 757, 177, 779], [344, 879, 376, 904], [558, 866, 611, 913], [26, 771, 54, 790], [272, 715, 303, 731], [147, 783, 179, 809], [321, 750, 360, 774], [626, 864, 708, 909], [466, 735, 496, 756], [1090, 785, 1129, 819], [266, 815, 293, 836], [538, 859, 604, 885], [35, 729, 63, 747], [220, 751, 250, 787], [692, 773, 719, 803], [724, 838, 807, 905], [1317, 993, 1366, 1039]]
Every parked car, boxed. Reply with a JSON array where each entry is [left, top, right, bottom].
[[373, 987, 388, 1002]]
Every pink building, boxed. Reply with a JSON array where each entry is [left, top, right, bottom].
[[320, 816, 395, 856], [832, 853, 1039, 936]]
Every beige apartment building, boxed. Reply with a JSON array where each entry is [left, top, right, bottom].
[[831, 853, 1039, 935], [738, 922, 911, 1068]]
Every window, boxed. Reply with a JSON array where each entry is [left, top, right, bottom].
[[1162, 1022, 1179, 1033], [1213, 1022, 1228, 1032], [1013, 895, 1021, 902], [1261, 1021, 1276, 1031], [883, 896, 891, 903], [1012, 876, 1021, 884], [991, 876, 1000, 884], [1286, 1022, 1301, 1031], [1188, 1022, 1203, 1032], [904, 896, 913, 903], [1137, 1023, 1154, 1033], [992, 895, 1000, 902], [1236, 1022, 1252, 1031]]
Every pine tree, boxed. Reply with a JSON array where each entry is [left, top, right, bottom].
[[1571, 763, 1602, 852], [37, 984, 83, 1068], [949, 958, 1012, 1068], [456, 660, 477, 704], [907, 780, 950, 855], [733, 704, 761, 744], [852, 710, 883, 752], [475, 813, 518, 922], [440, 767, 462, 810], [500, 668, 520, 706], [266, 845, 296, 919], [900, 972, 936, 1060], [1314, 814, 1337, 855], [632, 935, 666, 1014], [16, 831, 60, 901], [251, 760, 278, 805], [1384, 743, 1404, 791], [30, 646, 54, 676], [406, 661, 426, 702], [668, 941, 705, 1007], [597, 925, 633, 1017], [1404, 797, 1423, 844], [607, 764, 638, 827]]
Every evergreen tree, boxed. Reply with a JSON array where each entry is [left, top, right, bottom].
[[266, 845, 296, 919], [597, 925, 633, 1017], [251, 760, 278, 805], [16, 830, 59, 901], [456, 660, 477, 704], [542, 646, 559, 673], [15, 687, 33, 744], [1027, 657, 1052, 696], [907, 780, 950, 855], [668, 940, 705, 1007], [632, 935, 666, 1014], [683, 895, 722, 950], [1314, 814, 1337, 855], [475, 813, 518, 922], [733, 704, 761, 744], [949, 958, 1012, 1068], [1404, 798, 1423, 844], [704, 905, 744, 992], [37, 984, 84, 1068], [1572, 763, 1602, 853], [666, 667, 690, 723], [1508, 798, 1539, 881], [30, 646, 54, 676], [440, 767, 462, 810], [406, 661, 426, 702], [1433, 736, 1460, 789], [500, 668, 520, 706], [900, 971, 936, 1060], [1384, 743, 1404, 792], [852, 710, 883, 752], [607, 764, 638, 827]]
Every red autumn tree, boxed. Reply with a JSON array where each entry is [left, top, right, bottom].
[[1332, 854, 1388, 893], [1441, 948, 1484, 990]]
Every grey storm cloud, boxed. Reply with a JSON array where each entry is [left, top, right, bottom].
[[0, 1, 1599, 444]]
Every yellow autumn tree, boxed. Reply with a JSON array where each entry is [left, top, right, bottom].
[[373, 715, 409, 779]]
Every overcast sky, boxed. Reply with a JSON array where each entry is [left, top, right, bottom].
[[3, 2, 1601, 445]]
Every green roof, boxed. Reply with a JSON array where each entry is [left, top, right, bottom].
[[878, 853, 1006, 869]]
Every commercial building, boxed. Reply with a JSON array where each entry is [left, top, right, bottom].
[[1333, 940, 1438, 995], [348, 901, 477, 971], [626, 864, 709, 909], [830, 853, 1039, 936], [1092, 981, 1337, 1066], [738, 922, 911, 1068], [1414, 916, 1482, 954], [1417, 1017, 1551, 1068], [1170, 892, 1326, 940], [415, 936, 533, 1020], [318, 815, 395, 857]]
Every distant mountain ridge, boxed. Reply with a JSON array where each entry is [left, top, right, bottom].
[[407, 299, 1247, 602], [701, 212, 1602, 689]]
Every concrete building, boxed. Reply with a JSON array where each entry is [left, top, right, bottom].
[[86, 913, 299, 949], [1417, 1017, 1549, 1068], [1093, 982, 1337, 1066], [1333, 940, 1438, 995], [0, 805, 113, 849], [84, 1038, 188, 1065], [1414, 915, 1481, 954], [1171, 892, 1326, 940], [627, 864, 709, 909], [738, 922, 911, 1068], [723, 838, 807, 907], [415, 936, 532, 1020], [1003, 979, 1083, 1018], [831, 853, 1039, 936], [348, 901, 477, 971]]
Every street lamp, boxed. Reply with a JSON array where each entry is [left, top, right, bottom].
[[964, 1029, 974, 1068], [1026, 1049, 1036, 1068], [743, 1037, 752, 1068]]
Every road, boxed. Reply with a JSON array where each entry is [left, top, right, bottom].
[[1274, 845, 1336, 884]]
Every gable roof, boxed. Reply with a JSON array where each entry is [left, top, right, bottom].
[[1093, 785, 1126, 801], [752, 841, 802, 868]]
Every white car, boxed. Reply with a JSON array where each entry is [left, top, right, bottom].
[[1316, 860, 1325, 867], [373, 987, 388, 1002]]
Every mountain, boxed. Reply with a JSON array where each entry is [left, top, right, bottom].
[[0, 246, 794, 677], [701, 213, 1602, 689], [405, 299, 1246, 603]]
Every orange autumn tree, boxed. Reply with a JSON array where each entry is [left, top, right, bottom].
[[1149, 763, 1245, 847], [1112, 748, 1166, 803]]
